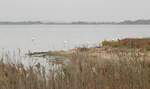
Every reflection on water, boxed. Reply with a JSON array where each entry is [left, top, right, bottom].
[[0, 50, 65, 72]]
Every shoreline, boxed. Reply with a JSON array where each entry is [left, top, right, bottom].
[[28, 37, 150, 59]]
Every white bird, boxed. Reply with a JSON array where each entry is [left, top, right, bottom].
[[85, 41, 89, 44], [31, 37, 36, 42], [83, 41, 89, 48], [63, 41, 68, 44], [63, 41, 69, 50]]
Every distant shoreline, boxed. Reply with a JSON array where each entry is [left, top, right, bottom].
[[0, 19, 150, 25], [1, 23, 150, 25]]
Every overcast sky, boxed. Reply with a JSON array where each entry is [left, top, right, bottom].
[[0, 0, 150, 22]]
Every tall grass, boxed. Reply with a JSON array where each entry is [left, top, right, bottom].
[[0, 50, 150, 89]]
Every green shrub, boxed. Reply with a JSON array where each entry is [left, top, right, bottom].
[[102, 40, 121, 47]]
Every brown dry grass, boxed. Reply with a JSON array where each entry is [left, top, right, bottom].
[[0, 50, 150, 89]]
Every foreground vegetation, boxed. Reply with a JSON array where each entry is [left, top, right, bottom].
[[1, 48, 150, 89]]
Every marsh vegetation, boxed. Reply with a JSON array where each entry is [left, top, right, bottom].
[[1, 45, 150, 89]]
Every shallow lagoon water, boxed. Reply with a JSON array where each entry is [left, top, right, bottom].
[[0, 25, 150, 52], [0, 25, 150, 68]]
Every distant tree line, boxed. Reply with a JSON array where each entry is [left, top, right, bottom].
[[0, 19, 150, 25]]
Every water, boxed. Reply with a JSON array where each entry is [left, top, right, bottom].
[[0, 25, 150, 52], [0, 25, 150, 69]]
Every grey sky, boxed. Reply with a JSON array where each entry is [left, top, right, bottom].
[[0, 0, 150, 21]]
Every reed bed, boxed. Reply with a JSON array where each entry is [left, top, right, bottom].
[[0, 50, 150, 89]]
